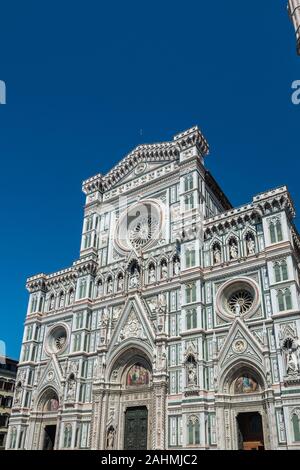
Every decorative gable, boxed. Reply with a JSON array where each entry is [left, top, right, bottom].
[[217, 317, 265, 370], [108, 294, 155, 354]]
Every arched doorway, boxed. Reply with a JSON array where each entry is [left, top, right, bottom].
[[37, 388, 60, 450], [216, 363, 272, 450], [95, 346, 154, 450]]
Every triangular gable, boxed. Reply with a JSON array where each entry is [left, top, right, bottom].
[[218, 317, 264, 369], [111, 161, 170, 188], [108, 294, 155, 352], [36, 354, 63, 394], [101, 143, 178, 191]]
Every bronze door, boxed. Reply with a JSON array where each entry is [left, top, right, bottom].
[[124, 406, 148, 450]]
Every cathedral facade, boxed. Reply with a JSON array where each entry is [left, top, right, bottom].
[[7, 126, 300, 450]]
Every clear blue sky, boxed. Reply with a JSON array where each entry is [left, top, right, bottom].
[[0, 1, 299, 359]]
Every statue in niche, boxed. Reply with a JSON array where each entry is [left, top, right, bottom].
[[247, 236, 255, 255], [50, 295, 55, 310], [187, 362, 197, 386], [69, 289, 75, 304], [96, 281, 103, 297], [229, 241, 238, 260], [66, 375, 76, 402], [59, 292, 65, 308], [149, 265, 156, 283], [161, 262, 168, 279], [106, 427, 116, 450], [100, 307, 109, 343], [174, 258, 180, 275], [130, 268, 140, 289], [117, 275, 124, 291], [213, 245, 221, 264], [287, 349, 299, 374], [107, 278, 113, 294]]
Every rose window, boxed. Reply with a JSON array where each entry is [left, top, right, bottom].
[[129, 215, 159, 249], [45, 325, 68, 355], [227, 289, 254, 315], [215, 277, 260, 320], [115, 200, 163, 253]]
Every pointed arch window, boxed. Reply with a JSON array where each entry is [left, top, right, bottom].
[[184, 194, 194, 210], [184, 174, 194, 192], [274, 260, 288, 283], [292, 410, 300, 442], [269, 218, 283, 244], [185, 246, 196, 268], [277, 288, 292, 312], [186, 309, 197, 330], [187, 416, 200, 445], [9, 427, 17, 449], [30, 295, 38, 313], [78, 279, 87, 299], [185, 283, 196, 303]]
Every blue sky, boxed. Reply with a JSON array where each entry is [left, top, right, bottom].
[[0, 1, 299, 359]]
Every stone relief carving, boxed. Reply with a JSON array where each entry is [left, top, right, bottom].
[[119, 310, 145, 341]]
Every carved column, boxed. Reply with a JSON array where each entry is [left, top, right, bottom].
[[90, 389, 105, 449], [152, 379, 167, 449]]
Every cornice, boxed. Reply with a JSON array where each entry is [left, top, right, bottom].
[[173, 126, 209, 155], [204, 186, 295, 236]]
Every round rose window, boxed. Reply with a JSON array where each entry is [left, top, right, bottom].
[[216, 277, 259, 320], [129, 215, 159, 249], [115, 199, 163, 253], [45, 324, 68, 355]]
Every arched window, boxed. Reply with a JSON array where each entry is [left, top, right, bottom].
[[78, 279, 87, 299], [63, 424, 72, 448], [278, 288, 292, 311], [83, 233, 92, 249], [31, 295, 38, 313], [9, 427, 17, 449], [185, 245, 196, 268], [274, 260, 288, 282], [184, 174, 194, 192], [187, 416, 200, 445], [292, 410, 300, 442], [186, 309, 197, 330], [274, 263, 281, 283], [185, 283, 196, 303], [184, 194, 194, 211], [269, 218, 283, 244], [85, 215, 93, 232]]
